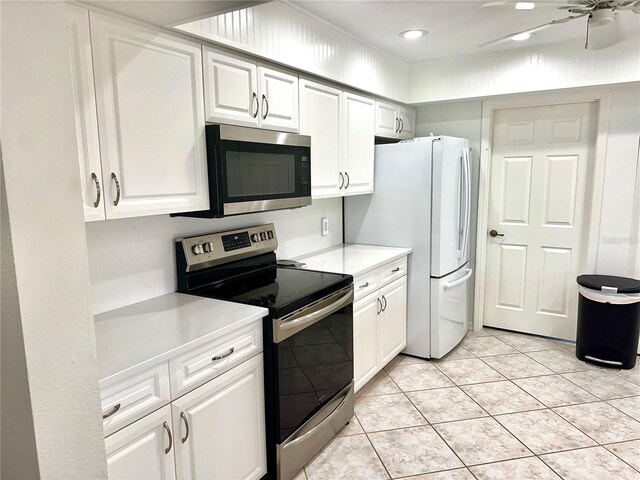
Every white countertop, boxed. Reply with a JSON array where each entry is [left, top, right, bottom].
[[94, 293, 267, 382], [294, 244, 412, 277]]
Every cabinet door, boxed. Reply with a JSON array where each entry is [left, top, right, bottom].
[[299, 79, 342, 199], [398, 107, 416, 140], [90, 13, 209, 219], [343, 92, 375, 196], [173, 354, 266, 480], [353, 292, 380, 393], [379, 276, 408, 366], [374, 101, 398, 139], [105, 405, 176, 480], [258, 66, 299, 132], [203, 48, 259, 127], [65, 6, 105, 222]]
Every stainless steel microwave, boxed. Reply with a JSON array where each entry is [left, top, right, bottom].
[[174, 125, 311, 218]]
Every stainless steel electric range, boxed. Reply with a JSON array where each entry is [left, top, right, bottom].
[[175, 223, 354, 480]]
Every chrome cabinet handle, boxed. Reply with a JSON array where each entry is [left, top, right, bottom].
[[359, 282, 369, 289], [391, 267, 400, 273], [163, 422, 173, 454], [212, 346, 235, 361], [377, 297, 383, 315], [489, 229, 504, 238], [111, 172, 120, 206], [91, 172, 101, 208], [339, 172, 344, 189], [399, 118, 404, 133], [345, 172, 350, 189], [180, 412, 190, 443], [262, 94, 269, 120], [382, 295, 387, 312], [102, 403, 121, 419], [252, 92, 259, 118], [395, 118, 400, 133]]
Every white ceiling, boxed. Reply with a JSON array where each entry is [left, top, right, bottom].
[[290, 0, 640, 63]]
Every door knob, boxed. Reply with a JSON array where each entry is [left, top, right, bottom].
[[489, 229, 504, 238]]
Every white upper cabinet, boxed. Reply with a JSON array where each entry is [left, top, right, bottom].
[[172, 354, 266, 480], [299, 79, 342, 199], [65, 6, 104, 222], [203, 49, 259, 127], [105, 405, 177, 480], [375, 101, 398, 139], [90, 13, 209, 219], [343, 92, 375, 196], [258, 66, 299, 132], [203, 47, 299, 132], [375, 101, 416, 140]]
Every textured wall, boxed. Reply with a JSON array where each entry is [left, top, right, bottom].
[[1, 2, 107, 477], [86, 198, 344, 314]]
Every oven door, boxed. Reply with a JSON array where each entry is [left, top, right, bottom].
[[215, 125, 311, 216], [274, 286, 353, 441]]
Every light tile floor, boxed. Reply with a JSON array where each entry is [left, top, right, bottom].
[[294, 328, 640, 480]]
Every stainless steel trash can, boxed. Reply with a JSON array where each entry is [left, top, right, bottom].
[[576, 275, 640, 369]]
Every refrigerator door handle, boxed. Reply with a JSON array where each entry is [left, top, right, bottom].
[[460, 148, 471, 262], [457, 153, 465, 259], [443, 268, 473, 290]]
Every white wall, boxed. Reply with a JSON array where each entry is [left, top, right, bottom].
[[1, 1, 106, 477], [86, 198, 343, 314], [415, 82, 640, 284], [408, 34, 640, 103]]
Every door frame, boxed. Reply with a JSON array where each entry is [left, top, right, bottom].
[[473, 88, 611, 332]]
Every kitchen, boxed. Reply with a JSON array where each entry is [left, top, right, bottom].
[[2, 1, 640, 480]]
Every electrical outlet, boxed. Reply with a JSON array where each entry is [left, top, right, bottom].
[[321, 217, 329, 236]]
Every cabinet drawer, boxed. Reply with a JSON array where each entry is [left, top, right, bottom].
[[100, 363, 171, 437], [379, 257, 407, 287], [353, 269, 380, 301], [169, 321, 262, 399]]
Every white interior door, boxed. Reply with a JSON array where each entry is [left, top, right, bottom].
[[483, 102, 596, 340]]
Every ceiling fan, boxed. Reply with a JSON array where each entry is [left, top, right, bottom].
[[479, 0, 640, 50]]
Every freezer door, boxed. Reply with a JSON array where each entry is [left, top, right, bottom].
[[430, 265, 473, 358], [431, 137, 467, 277]]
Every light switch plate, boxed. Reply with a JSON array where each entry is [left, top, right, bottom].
[[321, 217, 329, 236]]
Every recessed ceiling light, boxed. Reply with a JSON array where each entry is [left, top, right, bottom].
[[511, 32, 534, 41], [515, 2, 535, 9], [399, 29, 428, 40]]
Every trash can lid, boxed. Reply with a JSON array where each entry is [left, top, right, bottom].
[[577, 274, 640, 294]]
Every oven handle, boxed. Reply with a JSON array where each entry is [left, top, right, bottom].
[[274, 286, 353, 342]]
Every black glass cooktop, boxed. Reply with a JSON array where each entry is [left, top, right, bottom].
[[192, 266, 352, 318]]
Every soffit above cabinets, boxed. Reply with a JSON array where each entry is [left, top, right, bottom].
[[291, 0, 640, 63]]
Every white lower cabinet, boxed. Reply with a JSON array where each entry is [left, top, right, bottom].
[[103, 353, 266, 480], [172, 354, 266, 480], [105, 405, 176, 480], [354, 275, 407, 392]]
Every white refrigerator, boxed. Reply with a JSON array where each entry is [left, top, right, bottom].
[[345, 136, 473, 358]]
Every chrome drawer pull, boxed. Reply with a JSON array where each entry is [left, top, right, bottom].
[[163, 422, 173, 454], [212, 347, 235, 361], [180, 412, 190, 443], [391, 267, 400, 273], [102, 403, 121, 419], [359, 282, 370, 289]]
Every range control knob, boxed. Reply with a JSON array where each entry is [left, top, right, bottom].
[[203, 242, 214, 253], [267, 230, 274, 239], [192, 244, 204, 255], [260, 232, 267, 241], [251, 233, 260, 243]]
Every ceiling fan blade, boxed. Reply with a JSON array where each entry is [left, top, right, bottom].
[[477, 14, 587, 48]]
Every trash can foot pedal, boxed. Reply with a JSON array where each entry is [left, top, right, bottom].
[[584, 355, 623, 367]]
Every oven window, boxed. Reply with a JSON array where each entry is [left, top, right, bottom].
[[226, 151, 296, 198], [277, 304, 353, 443]]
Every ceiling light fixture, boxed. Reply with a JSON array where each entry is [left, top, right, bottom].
[[511, 32, 534, 41], [399, 29, 428, 40], [515, 2, 535, 9]]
